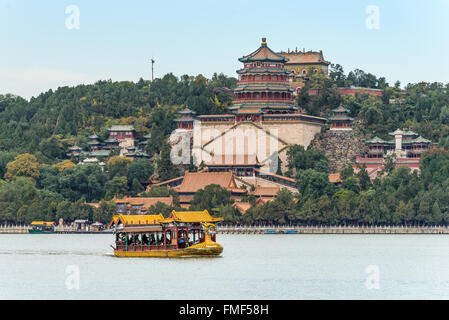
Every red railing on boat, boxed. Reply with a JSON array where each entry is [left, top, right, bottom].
[[115, 244, 178, 251]]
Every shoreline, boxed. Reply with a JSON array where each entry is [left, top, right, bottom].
[[1, 225, 448, 234], [217, 226, 449, 234]]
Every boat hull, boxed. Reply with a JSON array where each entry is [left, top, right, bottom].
[[28, 229, 55, 234], [113, 241, 223, 258]]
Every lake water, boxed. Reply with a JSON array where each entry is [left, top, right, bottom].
[[0, 233, 448, 300]]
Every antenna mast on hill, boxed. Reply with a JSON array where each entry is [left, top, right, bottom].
[[151, 58, 155, 81]]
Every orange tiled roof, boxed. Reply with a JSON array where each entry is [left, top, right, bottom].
[[232, 202, 252, 214], [250, 186, 280, 197], [85, 202, 101, 208], [174, 171, 246, 194], [150, 176, 184, 189], [279, 51, 330, 65], [255, 197, 275, 205], [328, 173, 342, 183], [114, 196, 174, 208]]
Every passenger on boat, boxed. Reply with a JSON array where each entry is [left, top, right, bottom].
[[179, 237, 185, 248], [142, 234, 148, 245]]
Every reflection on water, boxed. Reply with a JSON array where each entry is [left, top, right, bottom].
[[0, 233, 448, 299], [0, 250, 112, 256]]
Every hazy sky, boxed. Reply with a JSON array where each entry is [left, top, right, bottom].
[[0, 0, 448, 99]]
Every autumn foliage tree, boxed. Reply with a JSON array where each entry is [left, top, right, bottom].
[[4, 153, 40, 182]]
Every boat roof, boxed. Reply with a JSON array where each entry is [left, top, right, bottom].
[[108, 210, 223, 229], [108, 214, 165, 228], [30, 221, 55, 226], [162, 210, 223, 223]]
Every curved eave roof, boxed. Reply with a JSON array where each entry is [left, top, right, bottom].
[[239, 43, 289, 63], [332, 106, 350, 113], [178, 108, 196, 115], [407, 136, 431, 143]]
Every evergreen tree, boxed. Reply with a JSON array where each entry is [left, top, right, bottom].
[[156, 142, 180, 181]]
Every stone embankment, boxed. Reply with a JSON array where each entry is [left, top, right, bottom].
[[0, 224, 113, 234], [310, 120, 370, 173], [0, 224, 29, 234], [217, 225, 449, 234]]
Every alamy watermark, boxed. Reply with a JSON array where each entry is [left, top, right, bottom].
[[169, 121, 280, 175], [65, 5, 80, 30], [365, 5, 380, 30], [65, 264, 80, 290], [365, 264, 380, 290]]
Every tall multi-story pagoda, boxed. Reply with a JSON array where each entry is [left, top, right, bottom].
[[230, 38, 297, 121], [171, 37, 326, 177]]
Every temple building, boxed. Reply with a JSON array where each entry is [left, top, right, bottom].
[[231, 37, 297, 117], [329, 106, 353, 130], [149, 169, 297, 208], [123, 145, 150, 159], [106, 125, 137, 156], [103, 137, 120, 150], [354, 129, 436, 178], [67, 145, 82, 160], [67, 124, 152, 163], [175, 108, 196, 130], [150, 171, 247, 208], [88, 135, 101, 151], [278, 48, 330, 88], [171, 38, 327, 174], [205, 154, 263, 177], [108, 125, 136, 141]]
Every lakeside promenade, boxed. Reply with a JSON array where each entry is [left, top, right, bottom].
[[1, 223, 448, 234], [217, 225, 449, 234], [0, 224, 113, 234]]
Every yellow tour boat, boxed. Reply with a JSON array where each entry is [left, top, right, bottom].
[[108, 210, 224, 257]]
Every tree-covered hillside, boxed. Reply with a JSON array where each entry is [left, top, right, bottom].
[[300, 64, 449, 147], [0, 72, 236, 160], [0, 66, 448, 226]]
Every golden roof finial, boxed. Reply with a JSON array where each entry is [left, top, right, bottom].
[[261, 37, 267, 45]]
